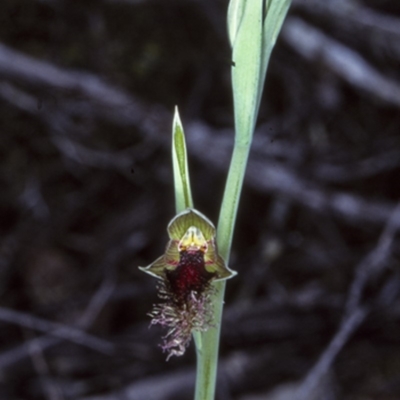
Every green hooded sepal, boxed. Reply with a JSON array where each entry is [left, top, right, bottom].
[[139, 208, 237, 281], [168, 208, 215, 240]]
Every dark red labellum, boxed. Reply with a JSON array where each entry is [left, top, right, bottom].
[[166, 250, 215, 306]]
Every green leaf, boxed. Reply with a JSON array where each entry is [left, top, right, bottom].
[[258, 0, 292, 105], [227, 0, 246, 47], [229, 0, 292, 146], [230, 0, 263, 145]]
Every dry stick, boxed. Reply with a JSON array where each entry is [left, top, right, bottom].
[[293, 0, 400, 38], [78, 275, 116, 328], [2, 73, 400, 232], [0, 43, 143, 126], [28, 335, 65, 400], [80, 368, 195, 400], [0, 277, 116, 372], [295, 202, 400, 400], [0, 306, 114, 354], [1, 45, 400, 229], [345, 202, 400, 316], [282, 17, 400, 107], [186, 122, 400, 229], [295, 306, 367, 400], [313, 150, 400, 184], [78, 352, 236, 400]]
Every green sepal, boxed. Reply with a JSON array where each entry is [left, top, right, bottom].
[[138, 256, 169, 280], [205, 250, 236, 281], [168, 209, 215, 241]]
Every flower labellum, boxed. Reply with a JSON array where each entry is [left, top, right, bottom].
[[139, 208, 236, 359]]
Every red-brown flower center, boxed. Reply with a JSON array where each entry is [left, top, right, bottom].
[[166, 250, 215, 305]]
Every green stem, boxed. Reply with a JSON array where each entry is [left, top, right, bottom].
[[194, 143, 250, 400], [192, 2, 291, 396], [217, 142, 251, 258]]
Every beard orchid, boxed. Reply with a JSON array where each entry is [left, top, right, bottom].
[[139, 208, 236, 359]]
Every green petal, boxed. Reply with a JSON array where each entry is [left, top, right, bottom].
[[139, 256, 169, 279], [165, 240, 180, 265], [168, 208, 215, 240], [205, 254, 237, 281], [204, 239, 218, 264]]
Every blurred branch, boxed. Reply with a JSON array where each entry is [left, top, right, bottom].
[[78, 272, 116, 328], [0, 42, 146, 126], [28, 337, 65, 400], [0, 275, 115, 372], [78, 351, 257, 400], [313, 149, 400, 183], [282, 17, 400, 107], [0, 43, 171, 160], [295, 306, 367, 400], [1, 43, 399, 232], [293, 0, 400, 38], [187, 122, 400, 228], [52, 136, 133, 172], [345, 202, 400, 316], [294, 201, 400, 400], [248, 159, 398, 226], [0, 306, 114, 354], [80, 368, 195, 400]]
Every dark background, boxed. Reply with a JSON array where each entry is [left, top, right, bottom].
[[1, 0, 400, 399]]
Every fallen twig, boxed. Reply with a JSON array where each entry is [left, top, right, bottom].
[[282, 17, 400, 107], [0, 275, 115, 372]]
